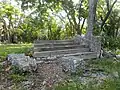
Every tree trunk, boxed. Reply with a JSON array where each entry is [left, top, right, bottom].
[[86, 0, 98, 40]]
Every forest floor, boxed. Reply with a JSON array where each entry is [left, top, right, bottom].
[[1, 57, 120, 90], [0, 44, 120, 90]]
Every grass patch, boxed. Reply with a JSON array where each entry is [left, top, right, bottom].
[[54, 80, 85, 90], [9, 74, 27, 83], [87, 58, 120, 74], [0, 43, 32, 61]]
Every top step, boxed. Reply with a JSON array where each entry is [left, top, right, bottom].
[[34, 40, 74, 43], [34, 41, 77, 47]]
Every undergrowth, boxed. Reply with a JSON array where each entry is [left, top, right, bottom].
[[55, 58, 120, 90]]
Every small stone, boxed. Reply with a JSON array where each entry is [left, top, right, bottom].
[[22, 81, 33, 86], [116, 55, 120, 58], [8, 85, 15, 90], [42, 81, 47, 85]]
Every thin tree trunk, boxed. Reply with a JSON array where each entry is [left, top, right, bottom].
[[64, 9, 75, 36], [106, 0, 110, 11], [2, 19, 8, 42], [80, 18, 86, 32], [77, 0, 84, 35]]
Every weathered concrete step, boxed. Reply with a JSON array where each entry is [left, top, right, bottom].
[[34, 40, 73, 43], [34, 42, 76, 47], [65, 52, 97, 59], [34, 45, 87, 52], [35, 52, 97, 61], [34, 48, 90, 58]]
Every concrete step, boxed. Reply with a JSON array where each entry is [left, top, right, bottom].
[[33, 48, 90, 58], [34, 40, 73, 43], [34, 45, 87, 52], [65, 52, 97, 59], [35, 52, 97, 61], [34, 41, 76, 47]]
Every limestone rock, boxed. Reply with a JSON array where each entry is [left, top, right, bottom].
[[60, 56, 83, 73], [7, 54, 37, 72]]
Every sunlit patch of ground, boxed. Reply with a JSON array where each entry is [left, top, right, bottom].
[[0, 43, 32, 58]]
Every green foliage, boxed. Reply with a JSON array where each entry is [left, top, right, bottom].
[[88, 58, 120, 74], [11, 66, 28, 75], [0, 0, 119, 50], [102, 36, 120, 50], [99, 78, 120, 90], [9, 66, 29, 83], [0, 56, 6, 62], [9, 74, 26, 83], [13, 0, 88, 41], [100, 8, 120, 50], [54, 80, 84, 90], [55, 77, 120, 90], [0, 2, 24, 43], [0, 2, 20, 17], [93, 0, 120, 50]]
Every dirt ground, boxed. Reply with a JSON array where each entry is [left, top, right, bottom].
[[0, 60, 68, 90], [30, 60, 67, 90]]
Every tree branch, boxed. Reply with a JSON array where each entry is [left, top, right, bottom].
[[101, 0, 117, 29]]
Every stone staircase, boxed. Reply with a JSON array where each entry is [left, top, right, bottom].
[[33, 36, 101, 60]]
